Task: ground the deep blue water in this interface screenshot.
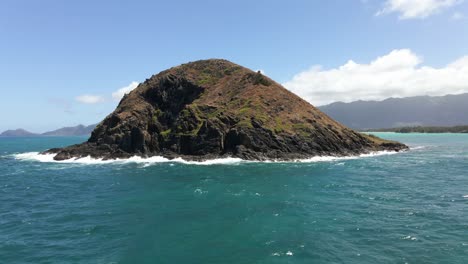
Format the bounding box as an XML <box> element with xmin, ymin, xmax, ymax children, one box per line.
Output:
<box><xmin>1</xmin><ymin>133</ymin><xmax>467</xmax><ymax>264</ymax></box>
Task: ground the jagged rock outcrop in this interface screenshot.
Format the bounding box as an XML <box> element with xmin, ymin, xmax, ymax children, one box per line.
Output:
<box><xmin>45</xmin><ymin>59</ymin><xmax>407</xmax><ymax>161</ymax></box>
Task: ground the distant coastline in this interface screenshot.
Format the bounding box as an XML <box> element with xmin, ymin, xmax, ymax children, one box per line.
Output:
<box><xmin>0</xmin><ymin>124</ymin><xmax>97</xmax><ymax>137</ymax></box>
<box><xmin>364</xmin><ymin>125</ymin><xmax>468</xmax><ymax>133</ymax></box>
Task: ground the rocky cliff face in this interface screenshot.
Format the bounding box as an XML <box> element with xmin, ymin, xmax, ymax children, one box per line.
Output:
<box><xmin>46</xmin><ymin>59</ymin><xmax>407</xmax><ymax>161</ymax></box>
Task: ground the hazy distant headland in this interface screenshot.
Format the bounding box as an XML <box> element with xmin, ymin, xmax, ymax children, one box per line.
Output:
<box><xmin>0</xmin><ymin>124</ymin><xmax>97</xmax><ymax>137</ymax></box>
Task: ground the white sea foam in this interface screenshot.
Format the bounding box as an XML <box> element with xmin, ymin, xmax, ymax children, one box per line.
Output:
<box><xmin>13</xmin><ymin>149</ymin><xmax>405</xmax><ymax>166</ymax></box>
<box><xmin>411</xmin><ymin>146</ymin><xmax>426</xmax><ymax>150</ymax></box>
<box><xmin>13</xmin><ymin>152</ymin><xmax>244</xmax><ymax>165</ymax></box>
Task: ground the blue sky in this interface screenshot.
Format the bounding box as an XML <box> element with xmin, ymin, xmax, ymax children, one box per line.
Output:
<box><xmin>1</xmin><ymin>0</ymin><xmax>468</xmax><ymax>132</ymax></box>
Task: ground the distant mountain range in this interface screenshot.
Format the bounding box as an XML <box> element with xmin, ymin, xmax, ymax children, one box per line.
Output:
<box><xmin>319</xmin><ymin>93</ymin><xmax>468</xmax><ymax>130</ymax></box>
<box><xmin>0</xmin><ymin>124</ymin><xmax>97</xmax><ymax>137</ymax></box>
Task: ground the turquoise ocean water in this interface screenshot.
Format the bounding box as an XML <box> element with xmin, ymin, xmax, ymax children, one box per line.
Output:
<box><xmin>1</xmin><ymin>133</ymin><xmax>467</xmax><ymax>263</ymax></box>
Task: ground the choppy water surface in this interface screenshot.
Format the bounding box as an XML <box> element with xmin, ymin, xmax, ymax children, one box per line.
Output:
<box><xmin>1</xmin><ymin>133</ymin><xmax>467</xmax><ymax>263</ymax></box>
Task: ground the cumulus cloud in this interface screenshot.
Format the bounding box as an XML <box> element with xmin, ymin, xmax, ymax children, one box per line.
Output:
<box><xmin>283</xmin><ymin>49</ymin><xmax>468</xmax><ymax>106</ymax></box>
<box><xmin>75</xmin><ymin>94</ymin><xmax>105</xmax><ymax>104</ymax></box>
<box><xmin>111</xmin><ymin>81</ymin><xmax>139</xmax><ymax>101</ymax></box>
<box><xmin>376</xmin><ymin>0</ymin><xmax>462</xmax><ymax>19</ymax></box>
<box><xmin>74</xmin><ymin>82</ymin><xmax>139</xmax><ymax>105</ymax></box>
<box><xmin>452</xmin><ymin>11</ymin><xmax>465</xmax><ymax>19</ymax></box>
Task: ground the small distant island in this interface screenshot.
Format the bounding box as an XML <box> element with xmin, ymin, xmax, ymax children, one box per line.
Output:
<box><xmin>366</xmin><ymin>125</ymin><xmax>468</xmax><ymax>133</ymax></box>
<box><xmin>0</xmin><ymin>124</ymin><xmax>97</xmax><ymax>137</ymax></box>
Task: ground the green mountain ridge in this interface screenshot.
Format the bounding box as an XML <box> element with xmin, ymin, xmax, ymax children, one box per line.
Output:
<box><xmin>319</xmin><ymin>93</ymin><xmax>468</xmax><ymax>129</ymax></box>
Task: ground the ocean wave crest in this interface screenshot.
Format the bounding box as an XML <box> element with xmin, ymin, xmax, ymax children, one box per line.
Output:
<box><xmin>13</xmin><ymin>152</ymin><xmax>244</xmax><ymax>165</ymax></box>
<box><xmin>12</xmin><ymin>149</ymin><xmax>405</xmax><ymax>166</ymax></box>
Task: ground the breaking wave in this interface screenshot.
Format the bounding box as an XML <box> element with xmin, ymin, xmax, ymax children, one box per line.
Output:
<box><xmin>12</xmin><ymin>149</ymin><xmax>406</xmax><ymax>166</ymax></box>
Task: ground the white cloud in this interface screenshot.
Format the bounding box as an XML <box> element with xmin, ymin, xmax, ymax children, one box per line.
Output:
<box><xmin>75</xmin><ymin>94</ymin><xmax>105</xmax><ymax>104</ymax></box>
<box><xmin>451</xmin><ymin>11</ymin><xmax>465</xmax><ymax>19</ymax></box>
<box><xmin>74</xmin><ymin>82</ymin><xmax>139</xmax><ymax>105</ymax></box>
<box><xmin>112</xmin><ymin>81</ymin><xmax>139</xmax><ymax>101</ymax></box>
<box><xmin>376</xmin><ymin>0</ymin><xmax>462</xmax><ymax>19</ymax></box>
<box><xmin>283</xmin><ymin>49</ymin><xmax>468</xmax><ymax>106</ymax></box>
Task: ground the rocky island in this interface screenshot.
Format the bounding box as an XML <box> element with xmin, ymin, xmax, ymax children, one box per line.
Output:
<box><xmin>45</xmin><ymin>59</ymin><xmax>408</xmax><ymax>161</ymax></box>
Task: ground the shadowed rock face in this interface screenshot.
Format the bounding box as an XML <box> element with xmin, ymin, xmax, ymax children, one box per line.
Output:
<box><xmin>46</xmin><ymin>59</ymin><xmax>407</xmax><ymax>161</ymax></box>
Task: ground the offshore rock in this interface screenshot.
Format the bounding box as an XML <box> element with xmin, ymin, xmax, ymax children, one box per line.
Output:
<box><xmin>45</xmin><ymin>59</ymin><xmax>408</xmax><ymax>161</ymax></box>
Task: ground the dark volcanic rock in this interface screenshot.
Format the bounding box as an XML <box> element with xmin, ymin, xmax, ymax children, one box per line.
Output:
<box><xmin>45</xmin><ymin>59</ymin><xmax>408</xmax><ymax>161</ymax></box>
